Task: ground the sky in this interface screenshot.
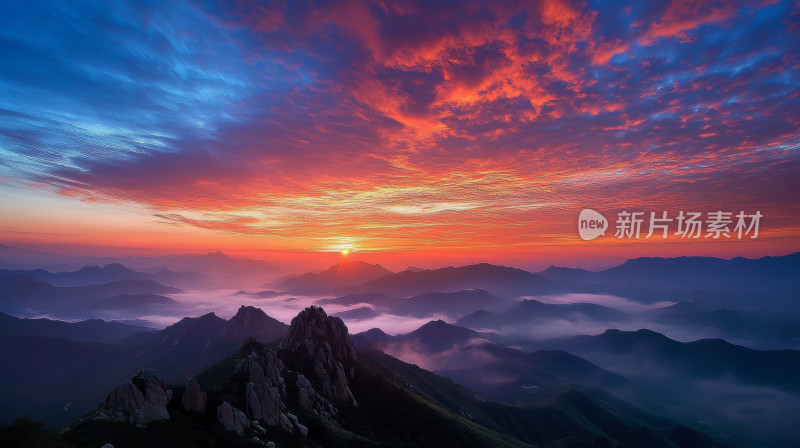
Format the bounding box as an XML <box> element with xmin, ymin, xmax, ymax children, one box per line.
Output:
<box><xmin>1</xmin><ymin>0</ymin><xmax>799</xmax><ymax>269</ymax></box>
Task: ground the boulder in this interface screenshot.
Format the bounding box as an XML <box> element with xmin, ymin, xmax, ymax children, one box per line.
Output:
<box><xmin>129</xmin><ymin>369</ymin><xmax>171</xmax><ymax>426</ymax></box>
<box><xmin>286</xmin><ymin>413</ymin><xmax>308</xmax><ymax>436</ymax></box>
<box><xmin>182</xmin><ymin>377</ymin><xmax>207</xmax><ymax>413</ymax></box>
<box><xmin>218</xmin><ymin>401</ymin><xmax>250</xmax><ymax>435</ymax></box>
<box><xmin>101</xmin><ymin>369</ymin><xmax>171</xmax><ymax>427</ymax></box>
<box><xmin>279</xmin><ymin>413</ymin><xmax>293</xmax><ymax>432</ymax></box>
<box><xmin>246</xmin><ymin>382</ymin><xmax>281</xmax><ymax>426</ymax></box>
<box><xmin>104</xmin><ymin>382</ymin><xmax>144</xmax><ymax>415</ymax></box>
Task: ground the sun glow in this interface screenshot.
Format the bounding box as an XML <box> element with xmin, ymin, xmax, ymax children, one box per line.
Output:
<box><xmin>341</xmin><ymin>248</ymin><xmax>350</xmax><ymax>256</ymax></box>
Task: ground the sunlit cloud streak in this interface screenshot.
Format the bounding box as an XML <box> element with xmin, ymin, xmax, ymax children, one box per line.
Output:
<box><xmin>0</xmin><ymin>0</ymin><xmax>798</xmax><ymax>256</ymax></box>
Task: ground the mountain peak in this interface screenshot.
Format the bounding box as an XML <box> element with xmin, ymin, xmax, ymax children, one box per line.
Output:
<box><xmin>410</xmin><ymin>319</ymin><xmax>480</xmax><ymax>340</ymax></box>
<box><xmin>102</xmin><ymin>262</ymin><xmax>134</xmax><ymax>272</ymax></box>
<box><xmin>282</xmin><ymin>306</ymin><xmax>358</xmax><ymax>404</ymax></box>
<box><xmin>220</xmin><ymin>305</ymin><xmax>288</xmax><ymax>344</ymax></box>
<box><xmin>283</xmin><ymin>306</ymin><xmax>357</xmax><ymax>365</ymax></box>
<box><xmin>277</xmin><ymin>261</ymin><xmax>392</xmax><ymax>292</ymax></box>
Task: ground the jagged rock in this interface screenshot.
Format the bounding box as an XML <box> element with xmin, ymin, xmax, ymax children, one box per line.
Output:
<box><xmin>239</xmin><ymin>348</ymin><xmax>289</xmax><ymax>427</ymax></box>
<box><xmin>283</xmin><ymin>306</ymin><xmax>357</xmax><ymax>367</ymax></box>
<box><xmin>266</xmin><ymin>443</ymin><xmax>276</xmax><ymax>448</ymax></box>
<box><xmin>104</xmin><ymin>382</ymin><xmax>144</xmax><ymax>415</ymax></box>
<box><xmin>297</xmin><ymin>386</ymin><xmax>310</xmax><ymax>410</ymax></box>
<box><xmin>282</xmin><ymin>306</ymin><xmax>358</xmax><ymax>407</ymax></box>
<box><xmin>247</xmin><ymin>382</ymin><xmax>281</xmax><ymax>426</ymax></box>
<box><xmin>279</xmin><ymin>413</ymin><xmax>293</xmax><ymax>432</ymax></box>
<box><xmin>333</xmin><ymin>362</ymin><xmax>355</xmax><ymax>403</ymax></box>
<box><xmin>250</xmin><ymin>360</ymin><xmax>266</xmax><ymax>385</ymax></box>
<box><xmin>286</xmin><ymin>413</ymin><xmax>299</xmax><ymax>426</ymax></box>
<box><xmin>101</xmin><ymin>369</ymin><xmax>171</xmax><ymax>427</ymax></box>
<box><xmin>294</xmin><ymin>367</ymin><xmax>339</xmax><ymax>421</ymax></box>
<box><xmin>129</xmin><ymin>369</ymin><xmax>171</xmax><ymax>426</ymax></box>
<box><xmin>252</xmin><ymin>421</ymin><xmax>267</xmax><ymax>435</ymax></box>
<box><xmin>218</xmin><ymin>401</ymin><xmax>250</xmax><ymax>435</ymax></box>
<box><xmin>182</xmin><ymin>377</ymin><xmax>207</xmax><ymax>413</ymax></box>
<box><xmin>286</xmin><ymin>413</ymin><xmax>308</xmax><ymax>436</ymax></box>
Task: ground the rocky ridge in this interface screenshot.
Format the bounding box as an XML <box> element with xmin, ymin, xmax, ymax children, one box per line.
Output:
<box><xmin>94</xmin><ymin>369</ymin><xmax>172</xmax><ymax>427</ymax></box>
<box><xmin>87</xmin><ymin>306</ymin><xmax>359</xmax><ymax>446</ymax></box>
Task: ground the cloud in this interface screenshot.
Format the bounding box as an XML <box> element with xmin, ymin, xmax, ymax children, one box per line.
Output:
<box><xmin>383</xmin><ymin>337</ymin><xmax>500</xmax><ymax>372</ymax></box>
<box><xmin>1</xmin><ymin>0</ymin><xmax>798</xmax><ymax>253</ymax></box>
<box><xmin>528</xmin><ymin>293</ymin><xmax>674</xmax><ymax>313</ymax></box>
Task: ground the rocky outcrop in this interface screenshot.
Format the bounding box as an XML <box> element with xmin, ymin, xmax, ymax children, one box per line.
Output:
<box><xmin>240</xmin><ymin>349</ymin><xmax>287</xmax><ymax>427</ymax></box>
<box><xmin>247</xmin><ymin>382</ymin><xmax>281</xmax><ymax>426</ymax></box>
<box><xmin>283</xmin><ymin>306</ymin><xmax>358</xmax><ymax>368</ymax></box>
<box><xmin>287</xmin><ymin>412</ymin><xmax>308</xmax><ymax>436</ymax></box>
<box><xmin>98</xmin><ymin>369</ymin><xmax>172</xmax><ymax>427</ymax></box>
<box><xmin>217</xmin><ymin>401</ymin><xmax>250</xmax><ymax>435</ymax></box>
<box><xmin>104</xmin><ymin>382</ymin><xmax>144</xmax><ymax>415</ymax></box>
<box><xmin>182</xmin><ymin>377</ymin><xmax>207</xmax><ymax>413</ymax></box>
<box><xmin>282</xmin><ymin>306</ymin><xmax>358</xmax><ymax>406</ymax></box>
<box><xmin>129</xmin><ymin>369</ymin><xmax>172</xmax><ymax>426</ymax></box>
<box><xmin>295</xmin><ymin>373</ymin><xmax>338</xmax><ymax>421</ymax></box>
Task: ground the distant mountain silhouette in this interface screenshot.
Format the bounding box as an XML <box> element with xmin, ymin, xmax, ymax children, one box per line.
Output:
<box><xmin>526</xmin><ymin>328</ymin><xmax>800</xmax><ymax>445</ymax></box>
<box><xmin>458</xmin><ymin>298</ymin><xmax>628</xmax><ymax>330</ymax></box>
<box><xmin>355</xmin><ymin>320</ymin><xmax>627</xmax><ymax>405</ymax></box>
<box><xmin>401</xmin><ymin>319</ymin><xmax>489</xmax><ymax>351</ymax></box>
<box><xmin>232</xmin><ymin>289</ymin><xmax>281</xmax><ymax>298</ymax></box>
<box><xmin>317</xmin><ymin>292</ymin><xmax>394</xmax><ymax>306</ymax></box>
<box><xmin>536</xmin><ymin>328</ymin><xmax>800</xmax><ymax>394</ymax></box>
<box><xmin>276</xmin><ymin>260</ymin><xmax>392</xmax><ymax>293</ymax></box>
<box><xmin>351</xmin><ymin>327</ymin><xmax>394</xmax><ymax>348</ymax></box>
<box><xmin>332</xmin><ymin>306</ymin><xmax>380</xmax><ymax>320</ymax></box>
<box><xmin>0</xmin><ymin>277</ymin><xmax>181</xmax><ymax>318</ymax></box>
<box><xmin>644</xmin><ymin>301</ymin><xmax>752</xmax><ymax>331</ymax></box>
<box><xmin>320</xmin><ymin>289</ymin><xmax>512</xmax><ymax>319</ymax></box>
<box><xmin>0</xmin><ymin>263</ymin><xmax>201</xmax><ymax>288</ymax></box>
<box><xmin>0</xmin><ymin>312</ymin><xmax>150</xmax><ymax>344</ymax></box>
<box><xmin>537</xmin><ymin>252</ymin><xmax>800</xmax><ymax>308</ymax></box>
<box><xmin>119</xmin><ymin>251</ymin><xmax>273</xmax><ymax>283</ymax></box>
<box><xmin>354</xmin><ymin>263</ymin><xmax>549</xmax><ymax>298</ymax></box>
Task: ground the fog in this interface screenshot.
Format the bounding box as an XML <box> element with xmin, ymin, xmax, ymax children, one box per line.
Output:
<box><xmin>524</xmin><ymin>293</ymin><xmax>674</xmax><ymax>313</ymax></box>
<box><xmin>120</xmin><ymin>289</ymin><xmax>447</xmax><ymax>335</ymax></box>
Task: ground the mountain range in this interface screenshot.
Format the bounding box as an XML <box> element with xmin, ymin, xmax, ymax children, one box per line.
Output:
<box><xmin>0</xmin><ymin>263</ymin><xmax>201</xmax><ymax>288</ymax></box>
<box><xmin>523</xmin><ymin>328</ymin><xmax>800</xmax><ymax>447</ymax></box>
<box><xmin>0</xmin><ymin>306</ymin><xmax>288</xmax><ymax>425</ymax></box>
<box><xmin>45</xmin><ymin>306</ymin><xmax>726</xmax><ymax>448</ymax></box>
<box><xmin>0</xmin><ymin>245</ymin><xmax>278</xmax><ymax>287</ymax></box>
<box><xmin>318</xmin><ymin>288</ymin><xmax>512</xmax><ymax>319</ymax></box>
<box><xmin>275</xmin><ymin>260</ymin><xmax>393</xmax><ymax>293</ymax></box>
<box><xmin>355</xmin><ymin>320</ymin><xmax>628</xmax><ymax>406</ymax></box>
<box><xmin>278</xmin><ymin>252</ymin><xmax>800</xmax><ymax>313</ymax></box>
<box><xmin>0</xmin><ymin>276</ymin><xmax>181</xmax><ymax>319</ymax></box>
<box><xmin>536</xmin><ymin>252</ymin><xmax>800</xmax><ymax>309</ymax></box>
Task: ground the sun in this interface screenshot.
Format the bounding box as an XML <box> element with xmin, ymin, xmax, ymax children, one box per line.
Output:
<box><xmin>341</xmin><ymin>248</ymin><xmax>350</xmax><ymax>256</ymax></box>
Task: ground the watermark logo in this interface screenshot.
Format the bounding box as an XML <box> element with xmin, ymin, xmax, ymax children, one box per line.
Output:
<box><xmin>577</xmin><ymin>209</ymin><xmax>762</xmax><ymax>240</ymax></box>
<box><xmin>578</xmin><ymin>209</ymin><xmax>608</xmax><ymax>241</ymax></box>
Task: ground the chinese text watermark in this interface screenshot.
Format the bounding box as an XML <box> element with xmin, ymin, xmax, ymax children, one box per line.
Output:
<box><xmin>578</xmin><ymin>209</ymin><xmax>762</xmax><ymax>241</ymax></box>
